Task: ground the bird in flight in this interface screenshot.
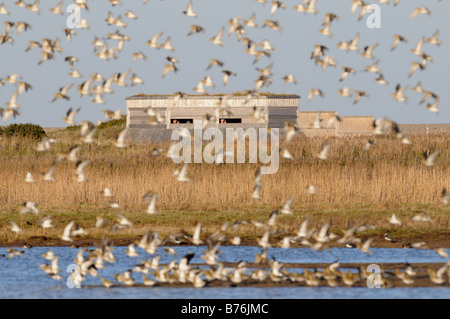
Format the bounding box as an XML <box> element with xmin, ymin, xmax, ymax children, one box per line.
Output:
<box><xmin>183</xmin><ymin>0</ymin><xmax>198</xmax><ymax>18</ymax></box>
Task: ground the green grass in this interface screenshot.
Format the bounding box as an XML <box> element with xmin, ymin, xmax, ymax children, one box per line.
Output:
<box><xmin>0</xmin><ymin>203</ymin><xmax>448</xmax><ymax>246</ymax></box>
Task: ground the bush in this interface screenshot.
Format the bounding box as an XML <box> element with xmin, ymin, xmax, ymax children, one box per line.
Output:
<box><xmin>97</xmin><ymin>117</ymin><xmax>126</xmax><ymax>130</ymax></box>
<box><xmin>63</xmin><ymin>125</ymin><xmax>81</xmax><ymax>132</ymax></box>
<box><xmin>2</xmin><ymin>123</ymin><xmax>46</xmax><ymax>140</ymax></box>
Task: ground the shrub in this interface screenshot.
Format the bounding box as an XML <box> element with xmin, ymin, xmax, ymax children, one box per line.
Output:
<box><xmin>2</xmin><ymin>123</ymin><xmax>46</xmax><ymax>140</ymax></box>
<box><xmin>64</xmin><ymin>125</ymin><xmax>81</xmax><ymax>132</ymax></box>
<box><xmin>97</xmin><ymin>117</ymin><xmax>126</xmax><ymax>130</ymax></box>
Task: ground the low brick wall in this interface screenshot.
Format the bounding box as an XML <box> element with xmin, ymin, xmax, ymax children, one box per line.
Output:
<box><xmin>398</xmin><ymin>124</ymin><xmax>450</xmax><ymax>135</ymax></box>
<box><xmin>337</xmin><ymin>116</ymin><xmax>374</xmax><ymax>135</ymax></box>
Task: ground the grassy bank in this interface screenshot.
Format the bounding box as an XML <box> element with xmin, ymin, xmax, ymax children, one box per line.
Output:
<box><xmin>0</xmin><ymin>122</ymin><xmax>448</xmax><ymax>246</ymax></box>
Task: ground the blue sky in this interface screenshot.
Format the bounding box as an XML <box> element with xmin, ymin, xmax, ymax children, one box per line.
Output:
<box><xmin>0</xmin><ymin>0</ymin><xmax>449</xmax><ymax>127</ymax></box>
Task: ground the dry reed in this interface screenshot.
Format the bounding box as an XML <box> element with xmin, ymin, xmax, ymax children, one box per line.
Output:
<box><xmin>0</xmin><ymin>128</ymin><xmax>448</xmax><ymax>243</ymax></box>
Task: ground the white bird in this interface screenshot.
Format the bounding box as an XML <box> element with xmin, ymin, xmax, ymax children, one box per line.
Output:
<box><xmin>412</xmin><ymin>212</ymin><xmax>433</xmax><ymax>223</ymax></box>
<box><xmin>388</xmin><ymin>213</ymin><xmax>402</xmax><ymax>226</ymax></box>
<box><xmin>281</xmin><ymin>198</ymin><xmax>294</xmax><ymax>215</ymax></box>
<box><xmin>314</xmin><ymin>222</ymin><xmax>331</xmax><ymax>243</ymax></box>
<box><xmin>63</xmin><ymin>107</ymin><xmax>80</xmax><ymax>125</ymax></box>
<box><xmin>36</xmin><ymin>137</ymin><xmax>57</xmax><ymax>152</ymax></box>
<box><xmin>210</xmin><ymin>27</ymin><xmax>225</xmax><ymax>46</ymax></box>
<box><xmin>7</xmin><ymin>248</ymin><xmax>24</xmax><ymax>259</ymax></box>
<box><xmin>75</xmin><ymin>160</ymin><xmax>90</xmax><ymax>183</ymax></box>
<box><xmin>364</xmin><ymin>140</ymin><xmax>377</xmax><ymax>152</ymax></box>
<box><xmin>317</xmin><ymin>141</ymin><xmax>330</xmax><ymax>160</ymax></box>
<box><xmin>267</xmin><ymin>210</ymin><xmax>278</xmax><ymax>227</ymax></box>
<box><xmin>433</xmin><ymin>248</ymin><xmax>448</xmax><ymax>259</ymax></box>
<box><xmin>147</xmin><ymin>31</ymin><xmax>164</xmax><ymax>49</ymax></box>
<box><xmin>282</xmin><ymin>74</ymin><xmax>297</xmax><ymax>85</ymax></box>
<box><xmin>125</xmin><ymin>244</ymin><xmax>139</xmax><ymax>257</ymax></box>
<box><xmin>0</xmin><ymin>3</ymin><xmax>10</xmax><ymax>15</ymax></box>
<box><xmin>116</xmin><ymin>213</ymin><xmax>133</xmax><ymax>227</ymax></box>
<box><xmin>313</xmin><ymin>112</ymin><xmax>322</xmax><ymax>129</ymax></box>
<box><xmin>81</xmin><ymin>125</ymin><xmax>97</xmax><ymax>144</ymax></box>
<box><xmin>114</xmin><ymin>69</ymin><xmax>131</xmax><ymax>87</ymax></box>
<box><xmin>252</xmin><ymin>184</ymin><xmax>262</xmax><ymax>200</ymax></box>
<box><xmin>358</xmin><ymin>238</ymin><xmax>374</xmax><ymax>254</ymax></box>
<box><xmin>61</xmin><ymin>221</ymin><xmax>74</xmax><ymax>242</ymax></box>
<box><xmin>423</xmin><ymin>150</ymin><xmax>440</xmax><ymax>167</ymax></box>
<box><xmin>191</xmin><ymin>222</ymin><xmax>204</xmax><ymax>245</ymax></box>
<box><xmin>52</xmin><ymin>84</ymin><xmax>73</xmax><ymax>102</ymax></box>
<box><xmin>145</xmin><ymin>193</ymin><xmax>158</xmax><ymax>215</ymax></box>
<box><xmin>103</xmin><ymin>187</ymin><xmax>114</xmax><ymax>199</ymax></box>
<box><xmin>441</xmin><ymin>188</ymin><xmax>449</xmax><ymax>205</ymax></box>
<box><xmin>43</xmin><ymin>166</ymin><xmax>55</xmax><ymax>182</ymax></box>
<box><xmin>115</xmin><ymin>128</ymin><xmax>129</xmax><ymax>148</ymax></box>
<box><xmin>183</xmin><ymin>0</ymin><xmax>198</xmax><ymax>18</ymax></box>
<box><xmin>20</xmin><ymin>202</ymin><xmax>39</xmax><ymax>214</ymax></box>
<box><xmin>25</xmin><ymin>172</ymin><xmax>35</xmax><ymax>183</ymax></box>
<box><xmin>49</xmin><ymin>1</ymin><xmax>63</xmax><ymax>15</ymax></box>
<box><xmin>230</xmin><ymin>236</ymin><xmax>241</xmax><ymax>246</ymax></box>
<box><xmin>281</xmin><ymin>147</ymin><xmax>294</xmax><ymax>160</ymax></box>
<box><xmin>10</xmin><ymin>221</ymin><xmax>22</xmax><ymax>234</ymax></box>
<box><xmin>306</xmin><ymin>184</ymin><xmax>318</xmax><ymax>195</ymax></box>
<box><xmin>130</xmin><ymin>74</ymin><xmax>144</xmax><ymax>86</ymax></box>
<box><xmin>42</xmin><ymin>250</ymin><xmax>55</xmax><ymax>260</ymax></box>
<box><xmin>174</xmin><ymin>163</ymin><xmax>189</xmax><ymax>182</ymax></box>
<box><xmin>257</xmin><ymin>229</ymin><xmax>271</xmax><ymax>248</ymax></box>
<box><xmin>297</xmin><ymin>218</ymin><xmax>310</xmax><ymax>238</ymax></box>
<box><xmin>38</xmin><ymin>216</ymin><xmax>54</xmax><ymax>229</ymax></box>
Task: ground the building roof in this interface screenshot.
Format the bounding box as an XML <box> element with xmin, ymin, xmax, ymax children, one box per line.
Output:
<box><xmin>126</xmin><ymin>92</ymin><xmax>301</xmax><ymax>100</ymax></box>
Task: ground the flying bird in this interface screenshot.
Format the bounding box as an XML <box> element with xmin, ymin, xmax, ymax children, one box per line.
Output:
<box><xmin>281</xmin><ymin>198</ymin><xmax>294</xmax><ymax>215</ymax></box>
<box><xmin>317</xmin><ymin>141</ymin><xmax>330</xmax><ymax>160</ymax></box>
<box><xmin>423</xmin><ymin>150</ymin><xmax>440</xmax><ymax>167</ymax></box>
<box><xmin>115</xmin><ymin>128</ymin><xmax>129</xmax><ymax>148</ymax></box>
<box><xmin>210</xmin><ymin>27</ymin><xmax>225</xmax><ymax>46</ymax></box>
<box><xmin>388</xmin><ymin>213</ymin><xmax>402</xmax><ymax>226</ymax></box>
<box><xmin>392</xmin><ymin>84</ymin><xmax>409</xmax><ymax>102</ymax></box>
<box><xmin>391</xmin><ymin>35</ymin><xmax>408</xmax><ymax>51</ymax></box>
<box><xmin>183</xmin><ymin>0</ymin><xmax>198</xmax><ymax>18</ymax></box>
<box><xmin>61</xmin><ymin>221</ymin><xmax>75</xmax><ymax>242</ymax></box>
<box><xmin>52</xmin><ymin>84</ymin><xmax>73</xmax><ymax>102</ymax></box>
<box><xmin>62</xmin><ymin>107</ymin><xmax>80</xmax><ymax>125</ymax></box>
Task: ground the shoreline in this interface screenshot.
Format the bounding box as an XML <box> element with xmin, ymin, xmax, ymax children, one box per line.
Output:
<box><xmin>1</xmin><ymin>236</ymin><xmax>448</xmax><ymax>249</ymax></box>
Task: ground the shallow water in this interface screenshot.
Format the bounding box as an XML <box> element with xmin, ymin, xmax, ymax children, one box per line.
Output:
<box><xmin>0</xmin><ymin>246</ymin><xmax>449</xmax><ymax>299</ymax></box>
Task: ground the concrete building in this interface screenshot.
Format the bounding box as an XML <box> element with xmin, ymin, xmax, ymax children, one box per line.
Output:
<box><xmin>126</xmin><ymin>93</ymin><xmax>375</xmax><ymax>142</ymax></box>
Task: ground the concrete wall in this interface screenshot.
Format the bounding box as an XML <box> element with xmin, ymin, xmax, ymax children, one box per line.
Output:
<box><xmin>338</xmin><ymin>116</ymin><xmax>374</xmax><ymax>135</ymax></box>
<box><xmin>398</xmin><ymin>124</ymin><xmax>450</xmax><ymax>135</ymax></box>
<box><xmin>126</xmin><ymin>94</ymin><xmax>300</xmax><ymax>134</ymax></box>
<box><xmin>126</xmin><ymin>95</ymin><xmax>384</xmax><ymax>142</ymax></box>
<box><xmin>297</xmin><ymin>111</ymin><xmax>338</xmax><ymax>129</ymax></box>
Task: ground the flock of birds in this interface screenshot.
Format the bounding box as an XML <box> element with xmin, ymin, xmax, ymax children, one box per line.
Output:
<box><xmin>0</xmin><ymin>0</ymin><xmax>447</xmax><ymax>123</ymax></box>
<box><xmin>4</xmin><ymin>205</ymin><xmax>450</xmax><ymax>288</ymax></box>
<box><xmin>0</xmin><ymin>0</ymin><xmax>448</xmax><ymax>289</ymax></box>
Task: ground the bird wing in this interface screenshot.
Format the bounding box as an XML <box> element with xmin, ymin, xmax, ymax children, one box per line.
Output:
<box><xmin>63</xmin><ymin>221</ymin><xmax>74</xmax><ymax>238</ymax></box>
<box><xmin>117</xmin><ymin>128</ymin><xmax>129</xmax><ymax>144</ymax></box>
<box><xmin>193</xmin><ymin>223</ymin><xmax>202</xmax><ymax>241</ymax></box>
<box><xmin>282</xmin><ymin>198</ymin><xmax>294</xmax><ymax>211</ymax></box>
<box><xmin>298</xmin><ymin>218</ymin><xmax>309</xmax><ymax>237</ymax></box>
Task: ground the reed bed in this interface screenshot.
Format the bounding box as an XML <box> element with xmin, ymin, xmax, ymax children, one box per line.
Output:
<box><xmin>0</xmin><ymin>130</ymin><xmax>448</xmax><ymax>209</ymax></box>
<box><xmin>0</xmin><ymin>127</ymin><xmax>448</xmax><ymax>244</ymax></box>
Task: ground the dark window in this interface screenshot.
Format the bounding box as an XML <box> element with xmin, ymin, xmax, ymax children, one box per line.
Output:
<box><xmin>171</xmin><ymin>118</ymin><xmax>193</xmax><ymax>124</ymax></box>
<box><xmin>219</xmin><ymin>118</ymin><xmax>242</xmax><ymax>124</ymax></box>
